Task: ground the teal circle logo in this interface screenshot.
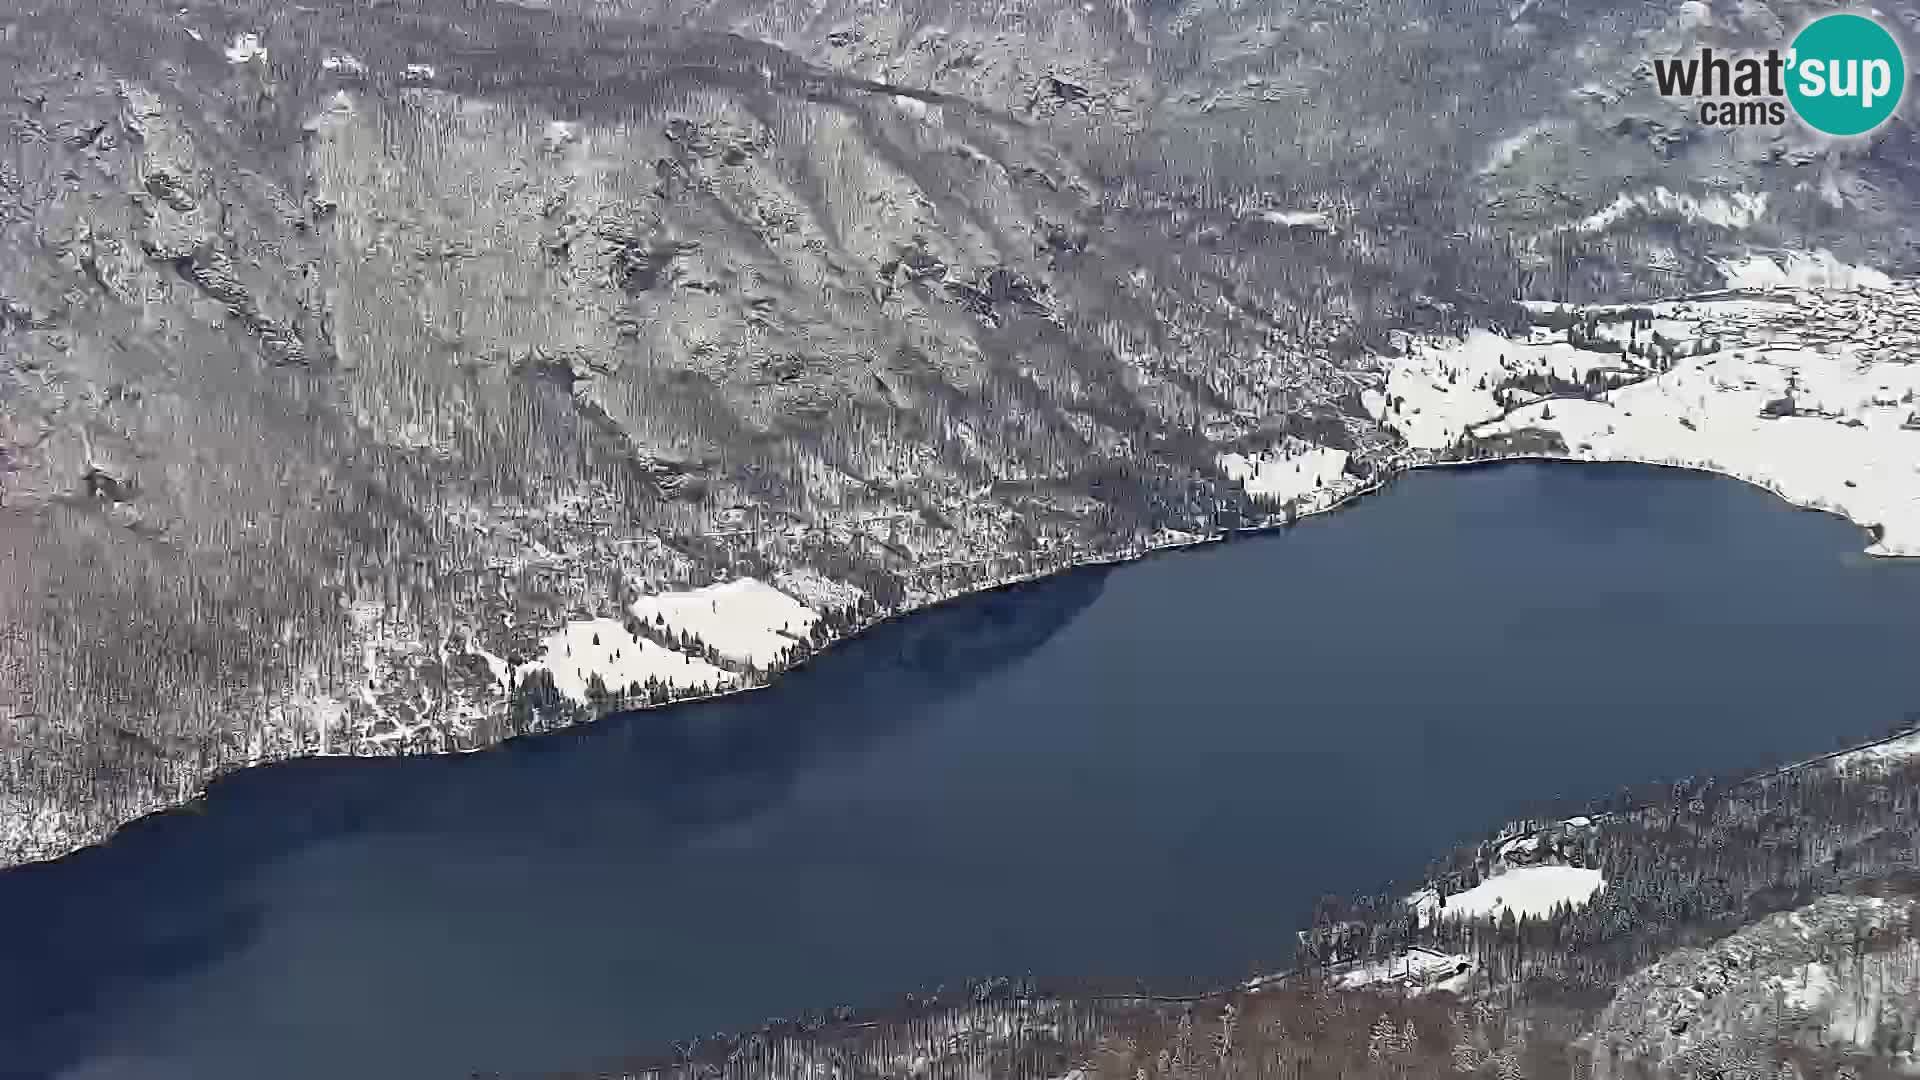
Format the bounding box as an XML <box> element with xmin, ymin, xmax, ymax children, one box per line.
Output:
<box><xmin>1787</xmin><ymin>13</ymin><xmax>1906</xmax><ymax>136</ymax></box>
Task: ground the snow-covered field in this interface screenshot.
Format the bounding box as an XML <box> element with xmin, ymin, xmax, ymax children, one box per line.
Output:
<box><xmin>1377</xmin><ymin>279</ymin><xmax>1920</xmax><ymax>556</ymax></box>
<box><xmin>628</xmin><ymin>577</ymin><xmax>819</xmax><ymax>669</ymax></box>
<box><xmin>1412</xmin><ymin>865</ymin><xmax>1606</xmax><ymax>921</ymax></box>
<box><xmin>495</xmin><ymin>578</ymin><xmax>824</xmax><ymax>706</ymax></box>
<box><xmin>520</xmin><ymin>617</ymin><xmax>732</xmax><ymax>701</ymax></box>
<box><xmin>1368</xmin><ymin>328</ymin><xmax>1600</xmax><ymax>451</ymax></box>
<box><xmin>1218</xmin><ymin>442</ymin><xmax>1351</xmax><ymax>503</ymax></box>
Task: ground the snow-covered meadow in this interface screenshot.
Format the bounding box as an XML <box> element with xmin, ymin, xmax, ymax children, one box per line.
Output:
<box><xmin>1217</xmin><ymin>442</ymin><xmax>1352</xmax><ymax>503</ymax></box>
<box><xmin>1373</xmin><ymin>275</ymin><xmax>1920</xmax><ymax>556</ymax></box>
<box><xmin>1411</xmin><ymin>865</ymin><xmax>1607</xmax><ymax>922</ymax></box>
<box><xmin>503</xmin><ymin>576</ymin><xmax>822</xmax><ymax>706</ymax></box>
<box><xmin>1367</xmin><ymin>327</ymin><xmax>1599</xmax><ymax>451</ymax></box>
<box><xmin>627</xmin><ymin>578</ymin><xmax>819</xmax><ymax>669</ymax></box>
<box><xmin>518</xmin><ymin>617</ymin><xmax>732</xmax><ymax>701</ymax></box>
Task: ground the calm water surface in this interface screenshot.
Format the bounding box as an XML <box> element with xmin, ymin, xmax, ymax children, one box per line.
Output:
<box><xmin>5</xmin><ymin>463</ymin><xmax>1920</xmax><ymax>1079</ymax></box>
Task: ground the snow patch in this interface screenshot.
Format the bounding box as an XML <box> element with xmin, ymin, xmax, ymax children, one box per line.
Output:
<box><xmin>1481</xmin><ymin>121</ymin><xmax>1552</xmax><ymax>173</ymax></box>
<box><xmin>1473</xmin><ymin>299</ymin><xmax>1920</xmax><ymax>555</ymax></box>
<box><xmin>1415</xmin><ymin>865</ymin><xmax>1605</xmax><ymax>921</ymax></box>
<box><xmin>1497</xmin><ymin>834</ymin><xmax>1542</xmax><ymax>860</ymax></box>
<box><xmin>1218</xmin><ymin>443</ymin><xmax>1351</xmax><ymax>502</ymax></box>
<box><xmin>893</xmin><ymin>95</ymin><xmax>940</xmax><ymax>123</ymax></box>
<box><xmin>1576</xmin><ymin>187</ymin><xmax>1767</xmax><ymax>233</ymax></box>
<box><xmin>1719</xmin><ymin>251</ymin><xmax>1894</xmax><ymax>291</ymax></box>
<box><xmin>321</xmin><ymin>51</ymin><xmax>364</xmax><ymax>75</ymax></box>
<box><xmin>1378</xmin><ymin>328</ymin><xmax>1594</xmax><ymax>451</ymax></box>
<box><xmin>264</xmin><ymin>694</ymin><xmax>346</xmax><ymax>757</ymax></box>
<box><xmin>540</xmin><ymin>120</ymin><xmax>578</xmax><ymax>153</ymax></box>
<box><xmin>628</xmin><ymin>578</ymin><xmax>819</xmax><ymax>669</ymax></box>
<box><xmin>1827</xmin><ymin>728</ymin><xmax>1920</xmax><ymax>769</ymax></box>
<box><xmin>521</xmin><ymin>618</ymin><xmax>731</xmax><ymax>703</ymax></box>
<box><xmin>1257</xmin><ymin>209</ymin><xmax>1334</xmax><ymax>230</ymax></box>
<box><xmin>224</xmin><ymin>32</ymin><xmax>267</xmax><ymax>65</ymax></box>
<box><xmin>1361</xmin><ymin>388</ymin><xmax>1388</xmax><ymax>420</ymax></box>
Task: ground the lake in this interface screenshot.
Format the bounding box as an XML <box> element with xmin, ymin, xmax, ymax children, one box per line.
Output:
<box><xmin>5</xmin><ymin>462</ymin><xmax>1920</xmax><ymax>1080</ymax></box>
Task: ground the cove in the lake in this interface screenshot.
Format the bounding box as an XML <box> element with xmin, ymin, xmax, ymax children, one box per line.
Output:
<box><xmin>5</xmin><ymin>462</ymin><xmax>1920</xmax><ymax>1080</ymax></box>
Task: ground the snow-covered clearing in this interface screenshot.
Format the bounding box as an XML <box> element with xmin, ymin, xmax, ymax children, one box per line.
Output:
<box><xmin>1218</xmin><ymin>442</ymin><xmax>1351</xmax><ymax>502</ymax></box>
<box><xmin>1413</xmin><ymin>865</ymin><xmax>1605</xmax><ymax>921</ymax></box>
<box><xmin>1371</xmin><ymin>328</ymin><xmax>1596</xmax><ymax>450</ymax></box>
<box><xmin>628</xmin><ymin>577</ymin><xmax>819</xmax><ymax>668</ymax></box>
<box><xmin>520</xmin><ymin>618</ymin><xmax>732</xmax><ymax>702</ymax></box>
<box><xmin>1254</xmin><ymin>209</ymin><xmax>1334</xmax><ymax>230</ymax></box>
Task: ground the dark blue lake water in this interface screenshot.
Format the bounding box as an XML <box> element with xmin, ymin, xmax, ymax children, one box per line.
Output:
<box><xmin>5</xmin><ymin>463</ymin><xmax>1920</xmax><ymax>1080</ymax></box>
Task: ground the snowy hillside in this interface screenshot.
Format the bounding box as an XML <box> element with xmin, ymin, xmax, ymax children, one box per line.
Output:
<box><xmin>1590</xmin><ymin>895</ymin><xmax>1920</xmax><ymax>1078</ymax></box>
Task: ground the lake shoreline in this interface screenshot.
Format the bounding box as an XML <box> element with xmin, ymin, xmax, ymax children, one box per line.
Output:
<box><xmin>0</xmin><ymin>451</ymin><xmax>1903</xmax><ymax>877</ymax></box>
